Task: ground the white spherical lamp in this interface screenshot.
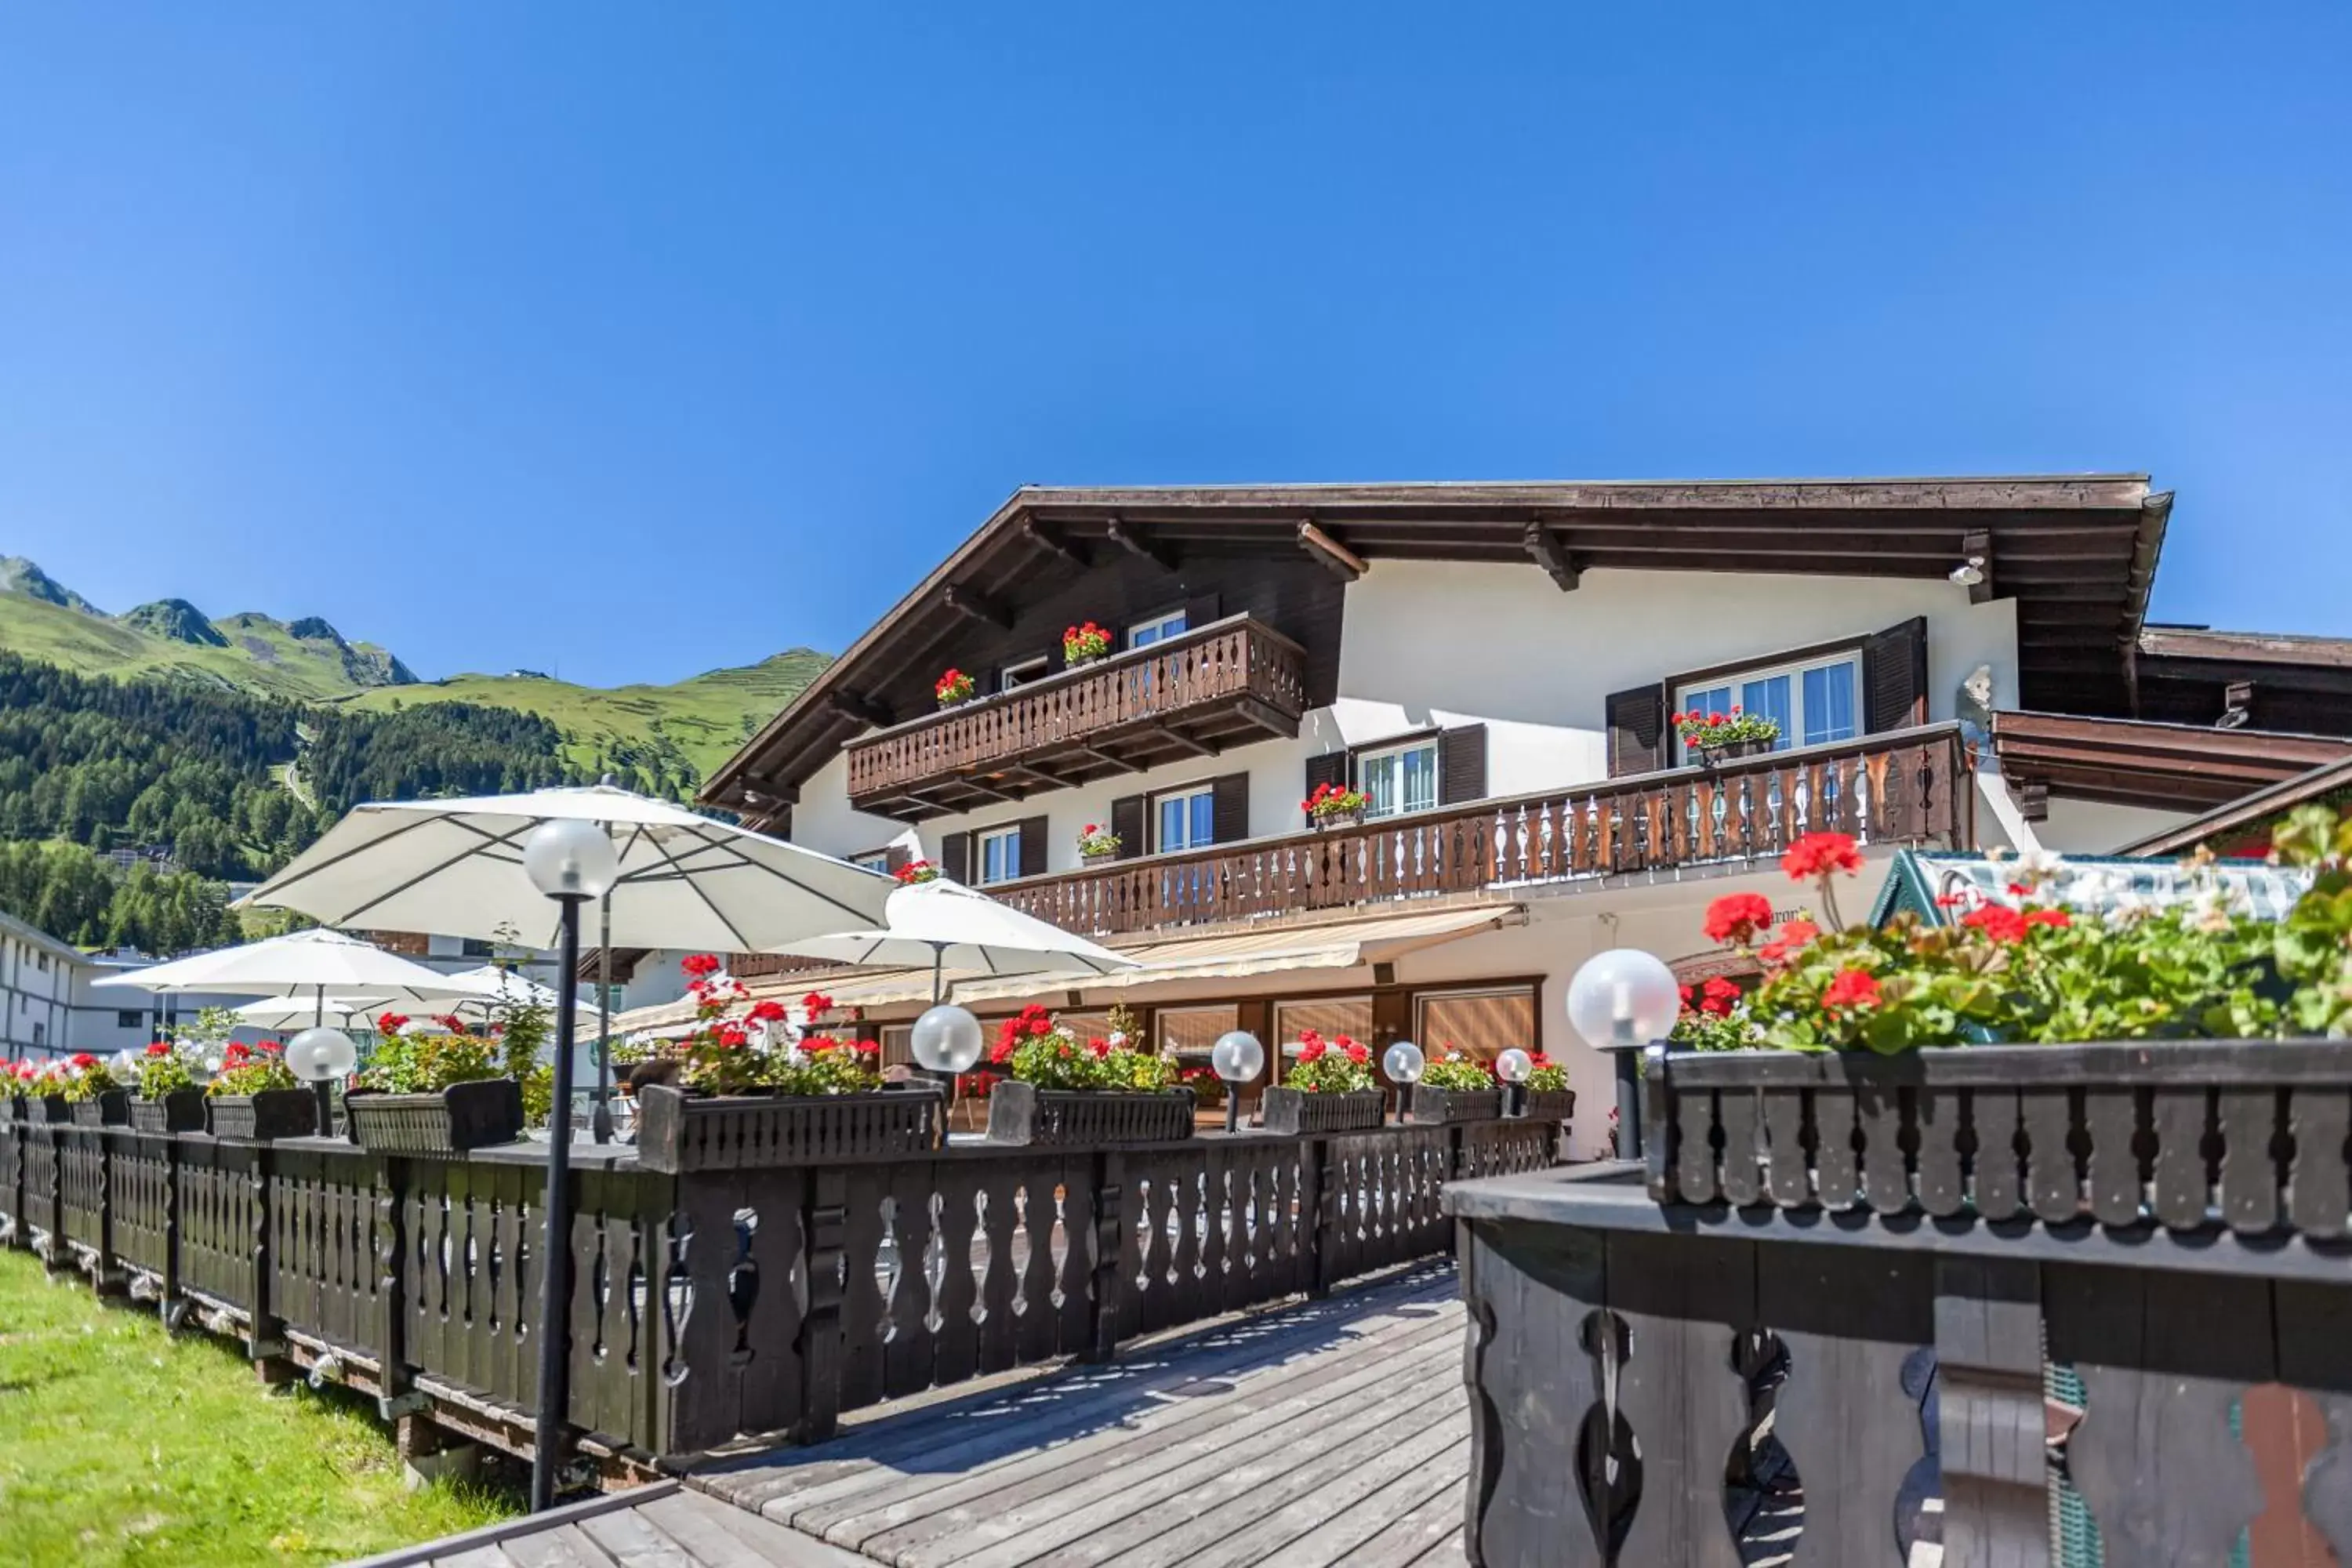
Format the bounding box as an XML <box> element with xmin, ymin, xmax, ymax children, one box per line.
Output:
<box><xmin>1381</xmin><ymin>1040</ymin><xmax>1425</xmax><ymax>1083</ymax></box>
<box><xmin>1210</xmin><ymin>1030</ymin><xmax>1264</xmax><ymax>1084</ymax></box>
<box><xmin>522</xmin><ymin>817</ymin><xmax>621</xmax><ymax>902</ymax></box>
<box><xmin>285</xmin><ymin>1026</ymin><xmax>358</xmax><ymax>1083</ymax></box>
<box><xmin>1494</xmin><ymin>1047</ymin><xmax>1534</xmax><ymax>1085</ymax></box>
<box><xmin>1566</xmin><ymin>948</ymin><xmax>1680</xmax><ymax>1051</ymax></box>
<box><xmin>910</xmin><ymin>1004</ymin><xmax>984</xmax><ymax>1075</ymax></box>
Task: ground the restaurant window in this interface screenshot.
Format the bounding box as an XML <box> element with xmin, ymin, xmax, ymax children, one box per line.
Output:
<box><xmin>1358</xmin><ymin>739</ymin><xmax>1439</xmax><ymax>820</ymax></box>
<box><xmin>116</xmin><ymin>1009</ymin><xmax>143</xmax><ymax>1029</ymax></box>
<box><xmin>1154</xmin><ymin>784</ymin><xmax>1215</xmax><ymax>853</ymax></box>
<box><xmin>1157</xmin><ymin>1004</ymin><xmax>1237</xmax><ymax>1061</ymax></box>
<box><xmin>1000</xmin><ymin>655</ymin><xmax>1049</xmax><ymax>691</ymax></box>
<box><xmin>1675</xmin><ymin>651</ymin><xmax>1860</xmax><ymax>760</ymax></box>
<box><xmin>1129</xmin><ymin>610</ymin><xmax>1188</xmax><ymax>649</ymax></box>
<box><xmin>1415</xmin><ymin>987</ymin><xmax>1539</xmax><ymax>1065</ymax></box>
<box><xmin>1273</xmin><ymin>996</ymin><xmax>1375</xmax><ymax>1080</ymax></box>
<box><xmin>978</xmin><ymin>825</ymin><xmax>1022</xmax><ymax>886</ymax></box>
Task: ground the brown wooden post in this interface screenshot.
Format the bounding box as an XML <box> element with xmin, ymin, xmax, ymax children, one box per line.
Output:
<box><xmin>1307</xmin><ymin>1134</ymin><xmax>1340</xmax><ymax>1298</ymax></box>
<box><xmin>157</xmin><ymin>1128</ymin><xmax>183</xmax><ymax>1320</ymax></box>
<box><xmin>1933</xmin><ymin>1256</ymin><xmax>2049</xmax><ymax>1566</ymax></box>
<box><xmin>373</xmin><ymin>1155</ymin><xmax>420</xmax><ymax>1418</ymax></box>
<box><xmin>247</xmin><ymin>1142</ymin><xmax>289</xmax><ymax>1374</ymax></box>
<box><xmin>41</xmin><ymin>1126</ymin><xmax>67</xmax><ymax>1276</ymax></box>
<box><xmin>2</xmin><ymin>1117</ymin><xmax>20</xmax><ymax>1253</ymax></box>
<box><xmin>793</xmin><ymin>1166</ymin><xmax>848</xmax><ymax>1443</ymax></box>
<box><xmin>1083</xmin><ymin>1149</ymin><xmax>1127</xmax><ymax>1362</ymax></box>
<box><xmin>93</xmin><ymin>1128</ymin><xmax>125</xmax><ymax>1296</ymax></box>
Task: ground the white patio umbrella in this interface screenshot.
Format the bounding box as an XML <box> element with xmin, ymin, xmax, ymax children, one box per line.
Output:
<box><xmin>230</xmin><ymin>782</ymin><xmax>896</xmax><ymax>1513</ymax></box>
<box><xmin>93</xmin><ymin>927</ymin><xmax>497</xmax><ymax>1024</ymax></box>
<box><xmin>228</xmin><ymin>995</ymin><xmax>386</xmax><ymax>1034</ymax></box>
<box><xmin>236</xmin><ymin>784</ymin><xmax>891</xmax><ymax>951</ymax></box>
<box><xmin>426</xmin><ymin>964</ymin><xmax>589</xmax><ymax>1016</ymax></box>
<box><xmin>771</xmin><ymin>877</ymin><xmax>1140</xmax><ymax>1004</ymax></box>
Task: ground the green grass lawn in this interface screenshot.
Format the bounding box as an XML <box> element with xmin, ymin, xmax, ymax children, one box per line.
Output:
<box><xmin>0</xmin><ymin>1250</ymin><xmax>520</xmax><ymax>1566</ymax></box>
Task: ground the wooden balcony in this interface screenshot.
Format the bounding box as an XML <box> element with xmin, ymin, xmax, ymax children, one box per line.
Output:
<box><xmin>993</xmin><ymin>724</ymin><xmax>1973</xmax><ymax>937</ymax></box>
<box><xmin>846</xmin><ymin>615</ymin><xmax>1308</xmax><ymax>820</ymax></box>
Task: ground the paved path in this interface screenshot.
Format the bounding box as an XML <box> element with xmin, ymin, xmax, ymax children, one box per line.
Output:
<box><xmin>362</xmin><ymin>1266</ymin><xmax>1472</xmax><ymax>1567</ymax></box>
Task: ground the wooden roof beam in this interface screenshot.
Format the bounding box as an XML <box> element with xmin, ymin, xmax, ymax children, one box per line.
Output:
<box><xmin>1298</xmin><ymin>520</ymin><xmax>1366</xmax><ymax>582</ymax></box>
<box><xmin>826</xmin><ymin>690</ymin><xmax>894</xmax><ymax>728</ymax></box>
<box><xmin>944</xmin><ymin>583</ymin><xmax>1014</xmax><ymax>631</ymax></box>
<box><xmin>1021</xmin><ymin>519</ymin><xmax>1091</xmax><ymax>568</ymax></box>
<box><xmin>1523</xmin><ymin>521</ymin><xmax>1581</xmax><ymax>592</ymax></box>
<box><xmin>1105</xmin><ymin>515</ymin><xmax>1181</xmax><ymax>572</ymax></box>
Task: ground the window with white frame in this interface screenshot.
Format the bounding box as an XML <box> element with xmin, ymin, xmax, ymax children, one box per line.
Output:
<box><xmin>1358</xmin><ymin>739</ymin><xmax>1439</xmax><ymax>819</ymax></box>
<box><xmin>1154</xmin><ymin>784</ymin><xmax>1216</xmax><ymax>853</ymax></box>
<box><xmin>1674</xmin><ymin>650</ymin><xmax>1860</xmax><ymax>760</ymax></box>
<box><xmin>848</xmin><ymin>849</ymin><xmax>892</xmax><ymax>874</ymax></box>
<box><xmin>978</xmin><ymin>825</ymin><xmax>1023</xmax><ymax>886</ymax></box>
<box><xmin>1128</xmin><ymin>610</ymin><xmax>1187</xmax><ymax>649</ymax></box>
<box><xmin>1000</xmin><ymin>655</ymin><xmax>1048</xmax><ymax>690</ymax></box>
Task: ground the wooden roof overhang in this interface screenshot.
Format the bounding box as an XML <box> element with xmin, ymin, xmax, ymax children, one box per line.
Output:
<box><xmin>2117</xmin><ymin>754</ymin><xmax>2352</xmax><ymax>858</ymax></box>
<box><xmin>1991</xmin><ymin>710</ymin><xmax>2352</xmax><ymax>815</ymax></box>
<box><xmin>706</xmin><ymin>476</ymin><xmax>2164</xmax><ymax>826</ymax></box>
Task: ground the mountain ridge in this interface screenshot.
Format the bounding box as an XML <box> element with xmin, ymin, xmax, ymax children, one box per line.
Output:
<box><xmin>0</xmin><ymin>556</ymin><xmax>829</xmax><ymax>786</ymax></box>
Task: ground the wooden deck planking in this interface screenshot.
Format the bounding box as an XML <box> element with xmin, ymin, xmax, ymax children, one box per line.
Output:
<box><xmin>691</xmin><ymin>1265</ymin><xmax>1472</xmax><ymax>1568</ymax></box>
<box><xmin>371</xmin><ymin>1268</ymin><xmax>1472</xmax><ymax>1568</ymax></box>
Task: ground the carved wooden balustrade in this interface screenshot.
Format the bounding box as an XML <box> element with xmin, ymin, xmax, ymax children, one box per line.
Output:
<box><xmin>0</xmin><ymin>1104</ymin><xmax>1555</xmax><ymax>1479</ymax></box>
<box><xmin>997</xmin><ymin>723</ymin><xmax>1973</xmax><ymax>938</ymax></box>
<box><xmin>845</xmin><ymin>615</ymin><xmax>1309</xmax><ymax>815</ymax></box>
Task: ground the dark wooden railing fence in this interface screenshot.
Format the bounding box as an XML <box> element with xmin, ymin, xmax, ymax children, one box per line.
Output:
<box><xmin>846</xmin><ymin>615</ymin><xmax>1309</xmax><ymax>806</ymax></box>
<box><xmin>996</xmin><ymin>724</ymin><xmax>1973</xmax><ymax>938</ymax></box>
<box><xmin>0</xmin><ymin>1109</ymin><xmax>1555</xmax><ymax>1478</ymax></box>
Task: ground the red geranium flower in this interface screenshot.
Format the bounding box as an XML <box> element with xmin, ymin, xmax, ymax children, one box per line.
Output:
<box><xmin>2024</xmin><ymin>908</ymin><xmax>2071</xmax><ymax>930</ymax></box>
<box><xmin>716</xmin><ymin>1024</ymin><xmax>749</xmax><ymax>1049</ymax></box>
<box><xmin>1782</xmin><ymin>832</ymin><xmax>1864</xmax><ymax>881</ymax></box>
<box><xmin>1822</xmin><ymin>968</ymin><xmax>1882</xmax><ymax>1011</ymax></box>
<box><xmin>1700</xmin><ymin>977</ymin><xmax>1741</xmax><ymax>1016</ymax></box>
<box><xmin>144</xmin><ymin>1041</ymin><xmax>169</xmax><ymax>1057</ymax></box>
<box><xmin>1703</xmin><ymin>892</ymin><xmax>1774</xmax><ymax>946</ymax></box>
<box><xmin>681</xmin><ymin>953</ymin><xmax>722</xmax><ymax>979</ymax></box>
<box><xmin>855</xmin><ymin>1040</ymin><xmax>880</xmax><ymax>1056</ymax></box>
<box><xmin>1962</xmin><ymin>905</ymin><xmax>2029</xmax><ymax>944</ymax></box>
<box><xmin>746</xmin><ymin>999</ymin><xmax>787</xmax><ymax>1024</ymax></box>
<box><xmin>1341</xmin><ymin>1038</ymin><xmax>1370</xmax><ymax>1065</ymax></box>
<box><xmin>989</xmin><ymin>1038</ymin><xmax>1016</xmax><ymax>1065</ymax></box>
<box><xmin>1088</xmin><ymin>1037</ymin><xmax>1111</xmax><ymax>1058</ymax></box>
<box><xmin>71</xmin><ymin>1053</ymin><xmax>97</xmax><ymax>1069</ymax></box>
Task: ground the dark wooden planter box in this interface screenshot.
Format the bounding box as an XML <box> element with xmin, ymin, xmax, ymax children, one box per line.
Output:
<box><xmin>67</xmin><ymin>1091</ymin><xmax>129</xmax><ymax>1127</ymax></box>
<box><xmin>1514</xmin><ymin>1087</ymin><xmax>1577</xmax><ymax>1124</ymax></box>
<box><xmin>31</xmin><ymin>1094</ymin><xmax>70</xmax><ymax>1124</ymax></box>
<box><xmin>1308</xmin><ymin>809</ymin><xmax>1364</xmax><ymax>831</ymax></box>
<box><xmin>986</xmin><ymin>1080</ymin><xmax>1196</xmax><ymax>1145</ymax></box>
<box><xmin>1408</xmin><ymin>1086</ymin><xmax>1503</xmax><ymax>1124</ymax></box>
<box><xmin>1691</xmin><ymin>738</ymin><xmax>1773</xmax><ymax>765</ymax></box>
<box><xmin>634</xmin><ymin>1083</ymin><xmax>942</xmax><ymax>1174</ymax></box>
<box><xmin>347</xmin><ymin>1079</ymin><xmax>523</xmax><ymax>1154</ymax></box>
<box><xmin>130</xmin><ymin>1089</ymin><xmax>206</xmax><ymax>1133</ymax></box>
<box><xmin>1260</xmin><ymin>1087</ymin><xmax>1385</xmax><ymax>1134</ymax></box>
<box><xmin>206</xmin><ymin>1089</ymin><xmax>318</xmax><ymax>1141</ymax></box>
<box><xmin>1649</xmin><ymin>1039</ymin><xmax>2352</xmax><ymax>1240</ymax></box>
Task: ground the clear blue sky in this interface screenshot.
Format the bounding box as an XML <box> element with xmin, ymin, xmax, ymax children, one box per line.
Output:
<box><xmin>3</xmin><ymin>5</ymin><xmax>2347</xmax><ymax>687</ymax></box>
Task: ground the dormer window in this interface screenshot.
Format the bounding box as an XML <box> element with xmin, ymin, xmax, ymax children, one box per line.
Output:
<box><xmin>1673</xmin><ymin>651</ymin><xmax>1860</xmax><ymax>762</ymax></box>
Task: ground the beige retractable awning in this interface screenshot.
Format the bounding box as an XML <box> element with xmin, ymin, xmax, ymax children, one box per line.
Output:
<box><xmin>615</xmin><ymin>903</ymin><xmax>1523</xmax><ymax>1035</ymax></box>
<box><xmin>946</xmin><ymin>904</ymin><xmax>1523</xmax><ymax>1004</ymax></box>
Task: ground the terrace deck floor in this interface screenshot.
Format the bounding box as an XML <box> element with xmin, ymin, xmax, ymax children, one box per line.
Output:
<box><xmin>379</xmin><ymin>1266</ymin><xmax>1473</xmax><ymax>1568</ymax></box>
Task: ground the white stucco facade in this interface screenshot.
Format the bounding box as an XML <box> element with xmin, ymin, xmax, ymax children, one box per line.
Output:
<box><xmin>782</xmin><ymin>562</ymin><xmax>2026</xmax><ymax>881</ymax></box>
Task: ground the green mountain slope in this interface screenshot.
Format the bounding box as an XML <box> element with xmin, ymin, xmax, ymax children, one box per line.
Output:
<box><xmin>343</xmin><ymin>649</ymin><xmax>829</xmax><ymax>784</ymax></box>
<box><xmin>0</xmin><ymin>559</ymin><xmax>828</xmax><ymax>792</ymax></box>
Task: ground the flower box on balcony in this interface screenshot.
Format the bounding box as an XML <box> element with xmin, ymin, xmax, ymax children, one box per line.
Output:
<box><xmin>1646</xmin><ymin>1040</ymin><xmax>2352</xmax><ymax>1240</ymax></box>
<box><xmin>67</xmin><ymin>1091</ymin><xmax>130</xmax><ymax>1127</ymax></box>
<box><xmin>206</xmin><ymin>1090</ymin><xmax>318</xmax><ymax>1142</ymax></box>
<box><xmin>1260</xmin><ymin>1087</ymin><xmax>1385</xmax><ymax>1135</ymax></box>
<box><xmin>29</xmin><ymin>1094</ymin><xmax>69</xmax><ymax>1124</ymax></box>
<box><xmin>986</xmin><ymin>1080</ymin><xmax>1196</xmax><ymax>1145</ymax></box>
<box><xmin>1515</xmin><ymin>1087</ymin><xmax>1577</xmax><ymax>1125</ymax></box>
<box><xmin>130</xmin><ymin>1090</ymin><xmax>206</xmax><ymax>1134</ymax></box>
<box><xmin>1407</xmin><ymin>1087</ymin><xmax>1504</xmax><ymax>1125</ymax></box>
<box><xmin>633</xmin><ymin>1082</ymin><xmax>942</xmax><ymax>1174</ymax></box>
<box><xmin>346</xmin><ymin>1079</ymin><xmax>523</xmax><ymax>1155</ymax></box>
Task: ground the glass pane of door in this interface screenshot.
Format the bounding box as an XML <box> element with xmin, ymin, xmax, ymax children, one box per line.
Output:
<box><xmin>1360</xmin><ymin>753</ymin><xmax>1398</xmax><ymax>818</ymax></box>
<box><xmin>1401</xmin><ymin>745</ymin><xmax>1438</xmax><ymax>813</ymax></box>
<box><xmin>1803</xmin><ymin>662</ymin><xmax>1858</xmax><ymax>745</ymax></box>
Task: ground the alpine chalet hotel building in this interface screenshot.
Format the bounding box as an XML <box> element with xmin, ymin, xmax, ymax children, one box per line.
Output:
<box><xmin>616</xmin><ymin>477</ymin><xmax>2352</xmax><ymax>1157</ymax></box>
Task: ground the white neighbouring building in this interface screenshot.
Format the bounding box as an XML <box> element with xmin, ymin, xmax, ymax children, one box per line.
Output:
<box><xmin>603</xmin><ymin>477</ymin><xmax>2350</xmax><ymax>1159</ymax></box>
<box><xmin>1</xmin><ymin>909</ymin><xmax>82</xmax><ymax>1061</ymax></box>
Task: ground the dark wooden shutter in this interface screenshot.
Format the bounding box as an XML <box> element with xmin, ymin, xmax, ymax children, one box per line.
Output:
<box><xmin>1210</xmin><ymin>773</ymin><xmax>1250</xmax><ymax>844</ymax></box>
<box><xmin>1183</xmin><ymin>593</ymin><xmax>1222</xmax><ymax>631</ymax></box>
<box><xmin>1862</xmin><ymin>617</ymin><xmax>1930</xmax><ymax>733</ymax></box>
<box><xmin>1606</xmin><ymin>684</ymin><xmax>1668</xmax><ymax>776</ymax></box>
<box><xmin>1016</xmin><ymin>815</ymin><xmax>1049</xmax><ymax>878</ymax></box>
<box><xmin>1109</xmin><ymin>794</ymin><xmax>1145</xmax><ymax>860</ymax></box>
<box><xmin>1302</xmin><ymin>752</ymin><xmax>1348</xmax><ymax>824</ymax></box>
<box><xmin>938</xmin><ymin>831</ymin><xmax>972</xmax><ymax>885</ymax></box>
<box><xmin>1437</xmin><ymin>725</ymin><xmax>1487</xmax><ymax>804</ymax></box>
<box><xmin>884</xmin><ymin>844</ymin><xmax>911</xmax><ymax>874</ymax></box>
